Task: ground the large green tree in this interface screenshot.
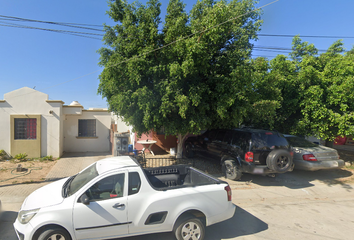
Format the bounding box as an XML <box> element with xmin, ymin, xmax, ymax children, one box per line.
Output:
<box><xmin>251</xmin><ymin>36</ymin><xmax>354</xmax><ymax>144</ymax></box>
<box><xmin>98</xmin><ymin>0</ymin><xmax>262</xmax><ymax>157</ymax></box>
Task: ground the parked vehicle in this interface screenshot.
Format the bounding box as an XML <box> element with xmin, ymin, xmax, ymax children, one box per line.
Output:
<box><xmin>284</xmin><ymin>135</ymin><xmax>345</xmax><ymax>171</ymax></box>
<box><xmin>13</xmin><ymin>156</ymin><xmax>235</xmax><ymax>240</ymax></box>
<box><xmin>184</xmin><ymin>128</ymin><xmax>294</xmax><ymax>180</ymax></box>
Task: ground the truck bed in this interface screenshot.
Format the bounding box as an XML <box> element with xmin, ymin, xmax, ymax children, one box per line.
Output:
<box><xmin>143</xmin><ymin>164</ymin><xmax>223</xmax><ymax>189</ymax></box>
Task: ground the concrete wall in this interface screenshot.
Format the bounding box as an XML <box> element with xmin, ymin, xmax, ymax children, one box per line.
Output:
<box><xmin>0</xmin><ymin>87</ymin><xmax>63</xmax><ymax>158</ymax></box>
<box><xmin>63</xmin><ymin>110</ymin><xmax>111</xmax><ymax>153</ymax></box>
<box><xmin>134</xmin><ymin>131</ymin><xmax>177</xmax><ymax>153</ymax></box>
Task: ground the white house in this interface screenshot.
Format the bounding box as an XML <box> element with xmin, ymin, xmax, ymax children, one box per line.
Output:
<box><xmin>0</xmin><ymin>87</ymin><xmax>116</xmax><ymax>158</ymax></box>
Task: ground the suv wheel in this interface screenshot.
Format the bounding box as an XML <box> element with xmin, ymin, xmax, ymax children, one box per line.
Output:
<box><xmin>222</xmin><ymin>160</ymin><xmax>242</xmax><ymax>180</ymax></box>
<box><xmin>266</xmin><ymin>149</ymin><xmax>292</xmax><ymax>173</ymax></box>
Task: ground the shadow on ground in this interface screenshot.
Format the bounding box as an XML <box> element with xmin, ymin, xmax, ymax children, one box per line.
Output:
<box><xmin>189</xmin><ymin>156</ymin><xmax>354</xmax><ymax>190</ymax></box>
<box><xmin>232</xmin><ymin>168</ymin><xmax>353</xmax><ymax>191</ymax></box>
<box><xmin>0</xmin><ymin>211</ymin><xmax>18</xmax><ymax>240</ymax></box>
<box><xmin>115</xmin><ymin>206</ymin><xmax>267</xmax><ymax>240</ymax></box>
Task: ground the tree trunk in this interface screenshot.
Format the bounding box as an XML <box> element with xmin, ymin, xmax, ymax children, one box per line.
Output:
<box><xmin>176</xmin><ymin>133</ymin><xmax>188</xmax><ymax>159</ymax></box>
<box><xmin>325</xmin><ymin>140</ymin><xmax>334</xmax><ymax>148</ymax></box>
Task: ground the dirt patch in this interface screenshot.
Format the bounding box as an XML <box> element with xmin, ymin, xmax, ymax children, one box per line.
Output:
<box><xmin>0</xmin><ymin>159</ymin><xmax>57</xmax><ymax>186</ymax></box>
<box><xmin>334</xmin><ymin>149</ymin><xmax>354</xmax><ymax>183</ymax></box>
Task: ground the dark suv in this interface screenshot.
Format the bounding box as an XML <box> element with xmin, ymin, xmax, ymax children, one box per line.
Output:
<box><xmin>184</xmin><ymin>128</ymin><xmax>294</xmax><ymax>180</ymax></box>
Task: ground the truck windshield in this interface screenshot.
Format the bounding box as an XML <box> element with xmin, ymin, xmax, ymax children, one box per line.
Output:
<box><xmin>67</xmin><ymin>163</ymin><xmax>98</xmax><ymax>196</ymax></box>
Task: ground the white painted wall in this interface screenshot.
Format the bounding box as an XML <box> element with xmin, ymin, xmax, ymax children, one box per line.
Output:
<box><xmin>0</xmin><ymin>87</ymin><xmax>62</xmax><ymax>158</ymax></box>
<box><xmin>111</xmin><ymin>113</ymin><xmax>134</xmax><ymax>148</ymax></box>
<box><xmin>63</xmin><ymin>110</ymin><xmax>111</xmax><ymax>152</ymax></box>
<box><xmin>111</xmin><ymin>113</ymin><xmax>130</xmax><ymax>133</ymax></box>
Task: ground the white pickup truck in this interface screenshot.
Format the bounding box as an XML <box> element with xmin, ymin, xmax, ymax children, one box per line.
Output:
<box><xmin>14</xmin><ymin>156</ymin><xmax>235</xmax><ymax>240</ymax></box>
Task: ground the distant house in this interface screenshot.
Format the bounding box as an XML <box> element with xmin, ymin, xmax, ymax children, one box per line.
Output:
<box><xmin>0</xmin><ymin>87</ymin><xmax>114</xmax><ymax>158</ymax></box>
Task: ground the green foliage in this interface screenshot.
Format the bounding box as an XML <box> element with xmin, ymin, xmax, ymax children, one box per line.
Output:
<box><xmin>98</xmin><ymin>0</ymin><xmax>262</xmax><ymax>139</ymax></box>
<box><xmin>41</xmin><ymin>155</ymin><xmax>53</xmax><ymax>161</ymax></box>
<box><xmin>14</xmin><ymin>153</ymin><xmax>28</xmax><ymax>160</ymax></box>
<box><xmin>0</xmin><ymin>149</ymin><xmax>5</xmax><ymax>156</ymax></box>
<box><xmin>252</xmin><ymin>36</ymin><xmax>354</xmax><ymax>141</ymax></box>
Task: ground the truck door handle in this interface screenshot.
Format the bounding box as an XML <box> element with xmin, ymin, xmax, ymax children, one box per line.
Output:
<box><xmin>113</xmin><ymin>203</ymin><xmax>125</xmax><ymax>208</ymax></box>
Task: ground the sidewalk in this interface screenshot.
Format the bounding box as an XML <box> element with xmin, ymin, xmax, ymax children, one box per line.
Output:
<box><xmin>45</xmin><ymin>152</ymin><xmax>112</xmax><ymax>180</ymax></box>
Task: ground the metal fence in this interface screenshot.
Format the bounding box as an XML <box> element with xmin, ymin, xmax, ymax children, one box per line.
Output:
<box><xmin>133</xmin><ymin>153</ymin><xmax>196</xmax><ymax>168</ymax></box>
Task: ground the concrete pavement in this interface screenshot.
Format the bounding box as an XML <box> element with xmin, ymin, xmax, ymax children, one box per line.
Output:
<box><xmin>1</xmin><ymin>152</ymin><xmax>354</xmax><ymax>240</ymax></box>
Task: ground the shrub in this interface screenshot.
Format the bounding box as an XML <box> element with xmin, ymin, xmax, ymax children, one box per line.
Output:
<box><xmin>14</xmin><ymin>153</ymin><xmax>28</xmax><ymax>160</ymax></box>
<box><xmin>0</xmin><ymin>149</ymin><xmax>7</xmax><ymax>160</ymax></box>
<box><xmin>41</xmin><ymin>155</ymin><xmax>53</xmax><ymax>161</ymax></box>
<box><xmin>0</xmin><ymin>149</ymin><xmax>5</xmax><ymax>156</ymax></box>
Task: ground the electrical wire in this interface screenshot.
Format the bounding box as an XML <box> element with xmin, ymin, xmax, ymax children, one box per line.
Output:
<box><xmin>4</xmin><ymin>0</ymin><xmax>282</xmax><ymax>99</ymax></box>
<box><xmin>0</xmin><ymin>14</ymin><xmax>104</xmax><ymax>31</ymax></box>
<box><xmin>0</xmin><ymin>21</ymin><xmax>104</xmax><ymax>36</ymax></box>
<box><xmin>258</xmin><ymin>33</ymin><xmax>354</xmax><ymax>39</ymax></box>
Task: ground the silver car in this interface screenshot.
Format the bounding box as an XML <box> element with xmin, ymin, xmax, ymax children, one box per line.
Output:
<box><xmin>284</xmin><ymin>135</ymin><xmax>345</xmax><ymax>171</ymax></box>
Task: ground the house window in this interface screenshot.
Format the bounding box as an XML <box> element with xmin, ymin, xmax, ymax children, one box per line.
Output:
<box><xmin>14</xmin><ymin>118</ymin><xmax>37</xmax><ymax>140</ymax></box>
<box><xmin>78</xmin><ymin>119</ymin><xmax>96</xmax><ymax>137</ymax></box>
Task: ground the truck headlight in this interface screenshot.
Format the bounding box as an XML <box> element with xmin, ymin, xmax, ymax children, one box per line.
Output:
<box><xmin>18</xmin><ymin>208</ymin><xmax>40</xmax><ymax>224</ymax></box>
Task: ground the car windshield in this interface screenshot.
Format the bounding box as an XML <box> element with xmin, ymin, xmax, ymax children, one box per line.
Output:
<box><xmin>67</xmin><ymin>163</ymin><xmax>98</xmax><ymax>196</ymax></box>
<box><xmin>285</xmin><ymin>136</ymin><xmax>318</xmax><ymax>148</ymax></box>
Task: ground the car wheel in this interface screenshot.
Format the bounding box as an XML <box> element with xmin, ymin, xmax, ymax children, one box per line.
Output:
<box><xmin>266</xmin><ymin>149</ymin><xmax>293</xmax><ymax>173</ymax></box>
<box><xmin>175</xmin><ymin>218</ymin><xmax>205</xmax><ymax>240</ymax></box>
<box><xmin>37</xmin><ymin>227</ymin><xmax>71</xmax><ymax>240</ymax></box>
<box><xmin>222</xmin><ymin>160</ymin><xmax>242</xmax><ymax>180</ymax></box>
<box><xmin>185</xmin><ymin>144</ymin><xmax>194</xmax><ymax>158</ymax></box>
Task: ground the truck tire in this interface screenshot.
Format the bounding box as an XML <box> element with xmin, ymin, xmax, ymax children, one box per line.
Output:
<box><xmin>37</xmin><ymin>227</ymin><xmax>71</xmax><ymax>240</ymax></box>
<box><xmin>185</xmin><ymin>143</ymin><xmax>194</xmax><ymax>158</ymax></box>
<box><xmin>175</xmin><ymin>218</ymin><xmax>205</xmax><ymax>240</ymax></box>
<box><xmin>266</xmin><ymin>149</ymin><xmax>292</xmax><ymax>173</ymax></box>
<box><xmin>222</xmin><ymin>160</ymin><xmax>242</xmax><ymax>181</ymax></box>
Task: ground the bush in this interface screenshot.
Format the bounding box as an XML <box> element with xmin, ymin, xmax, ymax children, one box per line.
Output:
<box><xmin>14</xmin><ymin>153</ymin><xmax>28</xmax><ymax>160</ymax></box>
<box><xmin>41</xmin><ymin>155</ymin><xmax>53</xmax><ymax>161</ymax></box>
<box><xmin>0</xmin><ymin>150</ymin><xmax>9</xmax><ymax>160</ymax></box>
<box><xmin>0</xmin><ymin>149</ymin><xmax>5</xmax><ymax>156</ymax></box>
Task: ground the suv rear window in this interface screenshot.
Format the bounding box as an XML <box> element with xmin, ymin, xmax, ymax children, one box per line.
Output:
<box><xmin>232</xmin><ymin>131</ymin><xmax>251</xmax><ymax>151</ymax></box>
<box><xmin>251</xmin><ymin>132</ymin><xmax>289</xmax><ymax>150</ymax></box>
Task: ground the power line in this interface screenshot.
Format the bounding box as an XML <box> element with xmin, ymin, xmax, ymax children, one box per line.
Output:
<box><xmin>253</xmin><ymin>45</ymin><xmax>348</xmax><ymax>53</ymax></box>
<box><xmin>258</xmin><ymin>33</ymin><xmax>354</xmax><ymax>39</ymax></box>
<box><xmin>5</xmin><ymin>0</ymin><xmax>282</xmax><ymax>98</ymax></box>
<box><xmin>0</xmin><ymin>21</ymin><xmax>104</xmax><ymax>40</ymax></box>
<box><xmin>3</xmin><ymin>14</ymin><xmax>354</xmax><ymax>42</ymax></box>
<box><xmin>0</xmin><ymin>15</ymin><xmax>104</xmax><ymax>31</ymax></box>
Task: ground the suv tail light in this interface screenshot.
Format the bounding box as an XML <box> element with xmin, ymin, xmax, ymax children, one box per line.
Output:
<box><xmin>224</xmin><ymin>185</ymin><xmax>232</xmax><ymax>201</ymax></box>
<box><xmin>245</xmin><ymin>152</ymin><xmax>254</xmax><ymax>162</ymax></box>
<box><xmin>303</xmin><ymin>154</ymin><xmax>317</xmax><ymax>161</ymax></box>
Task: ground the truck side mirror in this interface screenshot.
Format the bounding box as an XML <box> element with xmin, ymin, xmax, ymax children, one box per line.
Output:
<box><xmin>80</xmin><ymin>194</ymin><xmax>90</xmax><ymax>205</ymax></box>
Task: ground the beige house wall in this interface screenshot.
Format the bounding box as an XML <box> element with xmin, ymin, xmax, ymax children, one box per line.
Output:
<box><xmin>63</xmin><ymin>110</ymin><xmax>111</xmax><ymax>153</ymax></box>
<box><xmin>1</xmin><ymin>87</ymin><xmax>113</xmax><ymax>158</ymax></box>
<box><xmin>0</xmin><ymin>87</ymin><xmax>63</xmax><ymax>158</ymax></box>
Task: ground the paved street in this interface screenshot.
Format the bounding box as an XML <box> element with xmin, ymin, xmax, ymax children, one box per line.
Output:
<box><xmin>1</xmin><ymin>154</ymin><xmax>354</xmax><ymax>240</ymax></box>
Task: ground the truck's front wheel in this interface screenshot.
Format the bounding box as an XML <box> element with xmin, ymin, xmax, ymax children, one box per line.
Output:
<box><xmin>37</xmin><ymin>227</ymin><xmax>71</xmax><ymax>240</ymax></box>
<box><xmin>175</xmin><ymin>218</ymin><xmax>205</xmax><ymax>240</ymax></box>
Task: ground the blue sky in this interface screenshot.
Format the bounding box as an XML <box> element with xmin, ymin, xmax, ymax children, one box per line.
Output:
<box><xmin>1</xmin><ymin>0</ymin><xmax>353</xmax><ymax>109</ymax></box>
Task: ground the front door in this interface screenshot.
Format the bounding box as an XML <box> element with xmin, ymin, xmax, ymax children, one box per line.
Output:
<box><xmin>73</xmin><ymin>171</ymin><xmax>129</xmax><ymax>240</ymax></box>
<box><xmin>10</xmin><ymin>115</ymin><xmax>41</xmax><ymax>158</ymax></box>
